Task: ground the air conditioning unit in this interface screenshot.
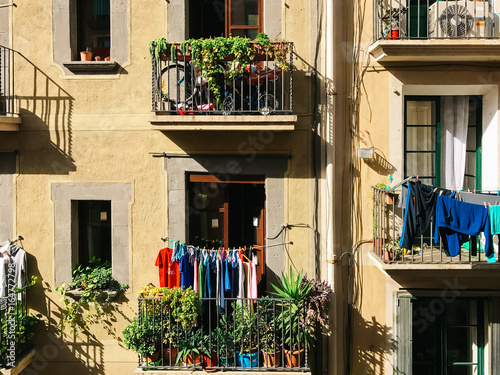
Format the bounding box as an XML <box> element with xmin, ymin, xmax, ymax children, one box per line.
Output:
<box><xmin>429</xmin><ymin>0</ymin><xmax>494</xmax><ymax>38</ymax></box>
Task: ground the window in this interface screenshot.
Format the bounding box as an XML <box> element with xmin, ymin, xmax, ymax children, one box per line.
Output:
<box><xmin>52</xmin><ymin>183</ymin><xmax>131</xmax><ymax>286</ymax></box>
<box><xmin>188</xmin><ymin>174</ymin><xmax>266</xmax><ymax>283</ymax></box>
<box><xmin>73</xmin><ymin>200</ymin><xmax>111</xmax><ymax>266</ymax></box>
<box><xmin>404</xmin><ymin>95</ymin><xmax>482</xmax><ymax>190</ymax></box>
<box><xmin>396</xmin><ymin>294</ymin><xmax>487</xmax><ymax>375</ymax></box>
<box><xmin>189</xmin><ymin>0</ymin><xmax>262</xmax><ymax>38</ymax></box>
<box><xmin>76</xmin><ymin>0</ymin><xmax>110</xmax><ymax>60</ymax></box>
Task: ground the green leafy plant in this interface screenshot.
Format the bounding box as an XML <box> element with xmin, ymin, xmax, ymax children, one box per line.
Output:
<box><xmin>56</xmin><ymin>258</ymin><xmax>128</xmax><ymax>333</ymax></box>
<box><xmin>272</xmin><ymin>268</ymin><xmax>331</xmax><ymax>351</ymax></box>
<box><xmin>175</xmin><ymin>328</ymin><xmax>209</xmax><ymax>364</ymax></box>
<box><xmin>258</xmin><ymin>297</ymin><xmax>282</xmax><ymax>354</ymax></box>
<box><xmin>0</xmin><ymin>277</ymin><xmax>42</xmax><ymax>364</ymax></box>
<box><xmin>122</xmin><ymin>317</ymin><xmax>161</xmax><ymax>357</ymax></box>
<box><xmin>231</xmin><ymin>300</ymin><xmax>258</xmax><ymax>354</ymax></box>
<box><xmin>149</xmin><ymin>34</ymin><xmax>290</xmax><ymax>104</ymax></box>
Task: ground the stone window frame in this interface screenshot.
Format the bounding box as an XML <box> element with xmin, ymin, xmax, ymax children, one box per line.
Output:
<box><xmin>51</xmin><ymin>182</ymin><xmax>131</xmax><ymax>286</ymax></box>
<box><xmin>165</xmin><ymin>154</ymin><xmax>287</xmax><ymax>287</ymax></box>
<box><xmin>52</xmin><ymin>0</ymin><xmax>129</xmax><ymax>75</ymax></box>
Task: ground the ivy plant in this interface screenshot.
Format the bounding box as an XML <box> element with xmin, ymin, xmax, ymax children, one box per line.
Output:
<box><xmin>56</xmin><ymin>258</ymin><xmax>128</xmax><ymax>334</ymax></box>
<box><xmin>149</xmin><ymin>33</ymin><xmax>291</xmax><ymax>104</ymax></box>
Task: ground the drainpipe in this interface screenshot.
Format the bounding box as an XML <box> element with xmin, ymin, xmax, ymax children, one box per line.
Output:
<box><xmin>325</xmin><ymin>0</ymin><xmax>336</xmax><ymax>373</ymax></box>
<box><xmin>326</xmin><ymin>0</ymin><xmax>335</xmax><ymax>299</ymax></box>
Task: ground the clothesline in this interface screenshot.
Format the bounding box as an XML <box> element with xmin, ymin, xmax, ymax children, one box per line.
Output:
<box><xmin>155</xmin><ymin>239</ymin><xmax>260</xmax><ymax>307</ymax></box>
<box><xmin>399</xmin><ymin>180</ymin><xmax>500</xmax><ymax>261</ymax></box>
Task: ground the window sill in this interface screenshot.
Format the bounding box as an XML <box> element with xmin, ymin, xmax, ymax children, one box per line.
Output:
<box><xmin>65</xmin><ymin>288</ymin><xmax>121</xmax><ymax>300</ymax></box>
<box><xmin>62</xmin><ymin>61</ymin><xmax>119</xmax><ymax>74</ymax></box>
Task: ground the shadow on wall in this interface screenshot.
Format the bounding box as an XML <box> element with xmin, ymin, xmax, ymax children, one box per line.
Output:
<box><xmin>362</xmin><ymin>150</ymin><xmax>396</xmax><ymax>176</ymax></box>
<box><xmin>350</xmin><ymin>308</ymin><xmax>395</xmax><ymax>375</ymax></box>
<box><xmin>23</xmin><ymin>286</ymin><xmax>133</xmax><ymax>374</ymax></box>
<box><xmin>13</xmin><ymin>50</ymin><xmax>75</xmax><ymax>175</ymax></box>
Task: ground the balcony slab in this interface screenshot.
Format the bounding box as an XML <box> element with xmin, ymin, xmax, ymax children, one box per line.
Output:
<box><xmin>2</xmin><ymin>349</ymin><xmax>36</xmax><ymax>375</ymax></box>
<box><xmin>369</xmin><ymin>39</ymin><xmax>500</xmax><ymax>63</ymax></box>
<box><xmin>149</xmin><ymin>115</ymin><xmax>296</xmax><ymax>131</ymax></box>
<box><xmin>136</xmin><ymin>371</ymin><xmax>312</xmax><ymax>375</ymax></box>
<box><xmin>0</xmin><ymin>115</ymin><xmax>21</xmax><ymax>131</ymax></box>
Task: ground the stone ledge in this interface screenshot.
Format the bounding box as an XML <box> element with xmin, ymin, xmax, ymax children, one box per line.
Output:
<box><xmin>369</xmin><ymin>39</ymin><xmax>500</xmax><ymax>63</ymax></box>
<box><xmin>0</xmin><ymin>115</ymin><xmax>21</xmax><ymax>131</ymax></box>
<box><xmin>135</xmin><ymin>371</ymin><xmax>312</xmax><ymax>375</ymax></box>
<box><xmin>62</xmin><ymin>61</ymin><xmax>119</xmax><ymax>74</ymax></box>
<box><xmin>149</xmin><ymin>115</ymin><xmax>297</xmax><ymax>131</ymax></box>
<box><xmin>1</xmin><ymin>349</ymin><xmax>36</xmax><ymax>375</ymax></box>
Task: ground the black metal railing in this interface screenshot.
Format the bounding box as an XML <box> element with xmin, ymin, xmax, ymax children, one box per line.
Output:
<box><xmin>373</xmin><ymin>0</ymin><xmax>495</xmax><ymax>41</ymax></box>
<box><xmin>372</xmin><ymin>186</ymin><xmax>495</xmax><ymax>264</ymax></box>
<box><xmin>136</xmin><ymin>296</ymin><xmax>310</xmax><ymax>371</ymax></box>
<box><xmin>0</xmin><ymin>45</ymin><xmax>15</xmax><ymax>116</ymax></box>
<box><xmin>151</xmin><ymin>42</ymin><xmax>293</xmax><ymax>115</ymax></box>
<box><xmin>0</xmin><ymin>288</ymin><xmax>30</xmax><ymax>368</ymax></box>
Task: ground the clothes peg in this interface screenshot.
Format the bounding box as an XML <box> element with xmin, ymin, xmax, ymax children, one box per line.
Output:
<box><xmin>433</xmin><ymin>187</ymin><xmax>438</xmax><ymax>192</ymax></box>
<box><xmin>484</xmin><ymin>202</ymin><xmax>487</xmax><ymax>208</ymax></box>
<box><xmin>439</xmin><ymin>190</ymin><xmax>443</xmax><ymax>196</ymax></box>
<box><xmin>474</xmin><ymin>189</ymin><xmax>476</xmax><ymax>194</ymax></box>
<box><xmin>416</xmin><ymin>175</ymin><xmax>419</xmax><ymax>182</ymax></box>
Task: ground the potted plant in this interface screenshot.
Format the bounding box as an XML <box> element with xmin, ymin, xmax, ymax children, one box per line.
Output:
<box><xmin>272</xmin><ymin>268</ymin><xmax>331</xmax><ymax>368</ymax></box>
<box><xmin>122</xmin><ymin>317</ymin><xmax>162</xmax><ymax>364</ymax></box>
<box><xmin>176</xmin><ymin>328</ymin><xmax>207</xmax><ymax>366</ymax></box>
<box><xmin>56</xmin><ymin>258</ymin><xmax>128</xmax><ymax>333</ymax></box>
<box><xmin>80</xmin><ymin>47</ymin><xmax>92</xmax><ymax>61</ymax></box>
<box><xmin>384</xmin><ymin>241</ymin><xmax>403</xmax><ymax>262</ymax></box>
<box><xmin>258</xmin><ymin>297</ymin><xmax>282</xmax><ymax>367</ymax></box>
<box><xmin>232</xmin><ymin>301</ymin><xmax>259</xmax><ymax>368</ymax></box>
<box><xmin>211</xmin><ymin>326</ymin><xmax>235</xmax><ymax>367</ymax></box>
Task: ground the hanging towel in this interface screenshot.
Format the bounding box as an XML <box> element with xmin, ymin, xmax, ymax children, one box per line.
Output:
<box><xmin>250</xmin><ymin>257</ymin><xmax>258</xmax><ymax>300</ymax></box>
<box><xmin>489</xmin><ymin>205</ymin><xmax>500</xmax><ymax>235</ymax></box>
<box><xmin>457</xmin><ymin>191</ymin><xmax>500</xmax><ymax>206</ymax></box>
<box><xmin>435</xmin><ymin>195</ymin><xmax>492</xmax><ymax>257</ymax></box>
<box><xmin>399</xmin><ymin>181</ymin><xmax>454</xmax><ymax>250</ymax></box>
<box><xmin>193</xmin><ymin>258</ymin><xmax>198</xmax><ymax>294</ymax></box>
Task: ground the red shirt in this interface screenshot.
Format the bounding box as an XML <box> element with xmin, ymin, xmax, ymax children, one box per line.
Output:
<box><xmin>155</xmin><ymin>247</ymin><xmax>181</xmax><ymax>288</ymax></box>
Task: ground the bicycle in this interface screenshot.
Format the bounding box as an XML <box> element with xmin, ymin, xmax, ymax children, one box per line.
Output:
<box><xmin>157</xmin><ymin>61</ymin><xmax>214</xmax><ymax>114</ymax></box>
<box><xmin>221</xmin><ymin>64</ymin><xmax>283</xmax><ymax>115</ymax></box>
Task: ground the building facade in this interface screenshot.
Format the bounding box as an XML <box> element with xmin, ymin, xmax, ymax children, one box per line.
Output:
<box><xmin>0</xmin><ymin>1</ymin><xmax>346</xmax><ymax>374</ymax></box>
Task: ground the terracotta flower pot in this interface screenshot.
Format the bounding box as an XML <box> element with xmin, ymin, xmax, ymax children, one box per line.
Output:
<box><xmin>183</xmin><ymin>352</ymin><xmax>202</xmax><ymax>366</ymax></box>
<box><xmin>203</xmin><ymin>353</ymin><xmax>218</xmax><ymax>367</ymax></box>
<box><xmin>163</xmin><ymin>347</ymin><xmax>178</xmax><ymax>365</ymax></box>
<box><xmin>262</xmin><ymin>349</ymin><xmax>281</xmax><ymax>367</ymax></box>
<box><xmin>284</xmin><ymin>348</ymin><xmax>305</xmax><ymax>368</ymax></box>
<box><xmin>146</xmin><ymin>349</ymin><xmax>161</xmax><ymax>364</ymax></box>
<box><xmin>80</xmin><ymin>51</ymin><xmax>92</xmax><ymax>61</ymax></box>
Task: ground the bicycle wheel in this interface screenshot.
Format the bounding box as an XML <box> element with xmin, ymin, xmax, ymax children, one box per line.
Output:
<box><xmin>157</xmin><ymin>63</ymin><xmax>192</xmax><ymax>111</ymax></box>
<box><xmin>257</xmin><ymin>92</ymin><xmax>279</xmax><ymax>115</ymax></box>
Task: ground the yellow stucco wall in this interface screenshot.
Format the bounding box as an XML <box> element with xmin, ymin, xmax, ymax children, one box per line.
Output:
<box><xmin>1</xmin><ymin>1</ymin><xmax>320</xmax><ymax>374</ymax></box>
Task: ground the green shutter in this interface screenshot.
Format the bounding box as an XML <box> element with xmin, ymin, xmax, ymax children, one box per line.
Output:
<box><xmin>490</xmin><ymin>298</ymin><xmax>500</xmax><ymax>372</ymax></box>
<box><xmin>395</xmin><ymin>293</ymin><xmax>412</xmax><ymax>375</ymax></box>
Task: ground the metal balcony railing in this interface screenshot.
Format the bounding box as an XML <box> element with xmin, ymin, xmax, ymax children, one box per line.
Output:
<box><xmin>151</xmin><ymin>42</ymin><xmax>293</xmax><ymax>115</ymax></box>
<box><xmin>0</xmin><ymin>288</ymin><xmax>30</xmax><ymax>368</ymax></box>
<box><xmin>373</xmin><ymin>0</ymin><xmax>495</xmax><ymax>41</ymax></box>
<box><xmin>372</xmin><ymin>186</ymin><xmax>495</xmax><ymax>264</ymax></box>
<box><xmin>136</xmin><ymin>296</ymin><xmax>310</xmax><ymax>371</ymax></box>
<box><xmin>0</xmin><ymin>45</ymin><xmax>15</xmax><ymax>116</ymax></box>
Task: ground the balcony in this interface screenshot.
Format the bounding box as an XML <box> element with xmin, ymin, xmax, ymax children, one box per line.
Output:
<box><xmin>0</xmin><ymin>287</ymin><xmax>37</xmax><ymax>373</ymax></box>
<box><xmin>131</xmin><ymin>296</ymin><xmax>311</xmax><ymax>372</ymax></box>
<box><xmin>0</xmin><ymin>46</ymin><xmax>20</xmax><ymax>131</ymax></box>
<box><xmin>369</xmin><ymin>0</ymin><xmax>500</xmax><ymax>63</ymax></box>
<box><xmin>149</xmin><ymin>40</ymin><xmax>296</xmax><ymax>131</ymax></box>
<box><xmin>371</xmin><ymin>186</ymin><xmax>500</xmax><ymax>270</ymax></box>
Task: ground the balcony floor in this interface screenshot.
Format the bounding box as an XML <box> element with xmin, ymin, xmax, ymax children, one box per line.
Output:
<box><xmin>369</xmin><ymin>39</ymin><xmax>500</xmax><ymax>63</ymax></box>
<box><xmin>0</xmin><ymin>115</ymin><xmax>21</xmax><ymax>131</ymax></box>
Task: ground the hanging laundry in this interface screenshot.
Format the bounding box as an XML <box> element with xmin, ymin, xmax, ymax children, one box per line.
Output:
<box><xmin>457</xmin><ymin>191</ymin><xmax>500</xmax><ymax>206</ymax></box>
<box><xmin>399</xmin><ymin>181</ymin><xmax>454</xmax><ymax>250</ymax></box>
<box><xmin>249</xmin><ymin>254</ymin><xmax>258</xmax><ymax>300</ymax></box>
<box><xmin>8</xmin><ymin>243</ymin><xmax>27</xmax><ymax>298</ymax></box>
<box><xmin>155</xmin><ymin>247</ymin><xmax>181</xmax><ymax>288</ymax></box>
<box><xmin>435</xmin><ymin>195</ymin><xmax>492</xmax><ymax>258</ymax></box>
<box><xmin>180</xmin><ymin>251</ymin><xmax>194</xmax><ymax>290</ymax></box>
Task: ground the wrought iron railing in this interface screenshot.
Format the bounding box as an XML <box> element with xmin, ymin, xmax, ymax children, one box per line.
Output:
<box><xmin>136</xmin><ymin>296</ymin><xmax>310</xmax><ymax>371</ymax></box>
<box><xmin>0</xmin><ymin>45</ymin><xmax>15</xmax><ymax>116</ymax></box>
<box><xmin>372</xmin><ymin>186</ymin><xmax>495</xmax><ymax>264</ymax></box>
<box><xmin>151</xmin><ymin>42</ymin><xmax>293</xmax><ymax>115</ymax></box>
<box><xmin>0</xmin><ymin>288</ymin><xmax>30</xmax><ymax>368</ymax></box>
<box><xmin>373</xmin><ymin>0</ymin><xmax>495</xmax><ymax>41</ymax></box>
